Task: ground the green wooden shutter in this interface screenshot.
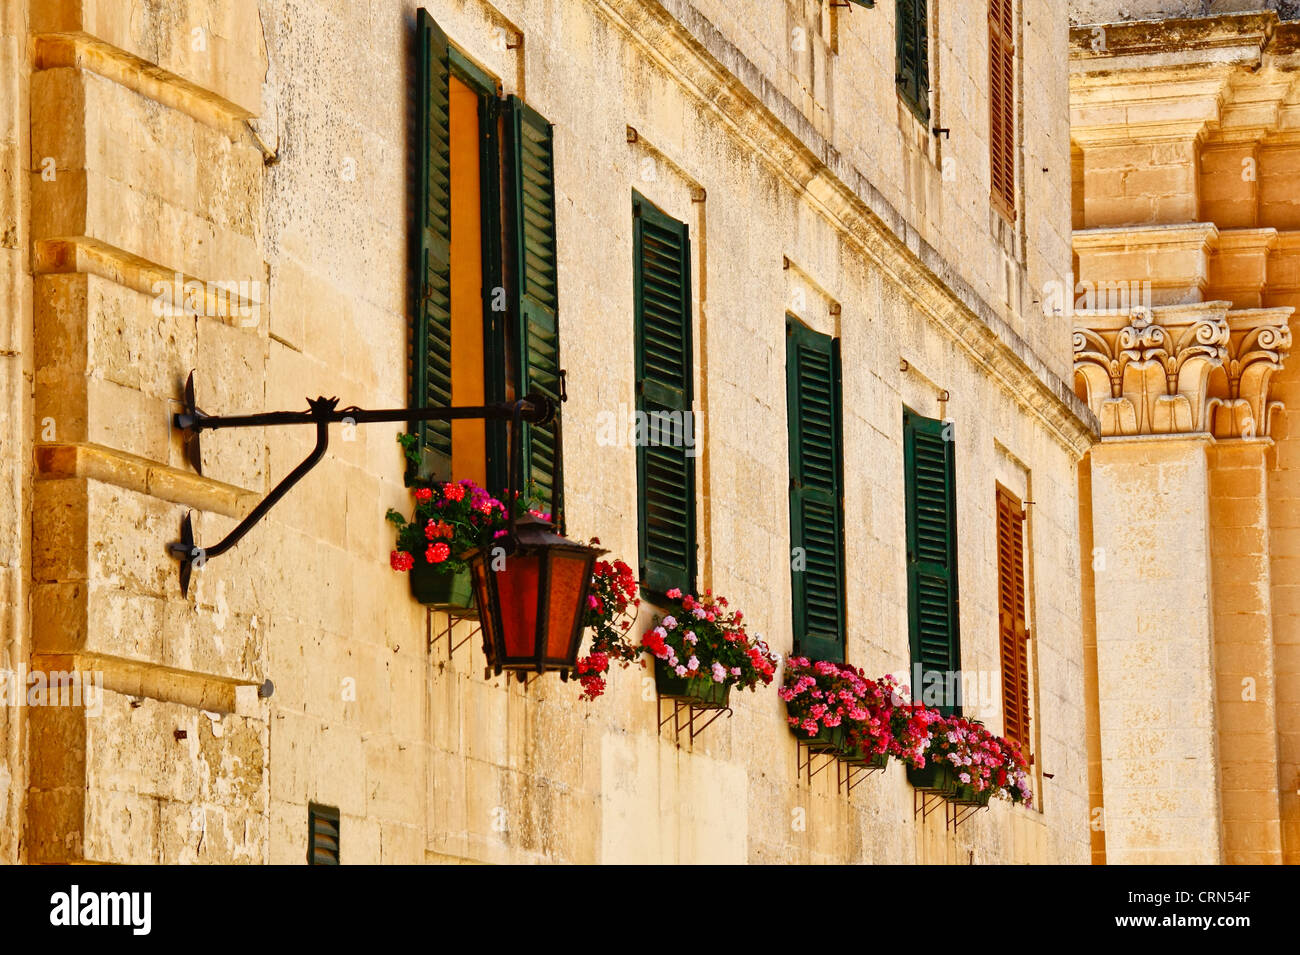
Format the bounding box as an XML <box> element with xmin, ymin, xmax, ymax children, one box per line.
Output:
<box><xmin>895</xmin><ymin>0</ymin><xmax>930</xmax><ymax>122</ymax></box>
<box><xmin>904</xmin><ymin>407</ymin><xmax>960</xmax><ymax>714</ymax></box>
<box><xmin>307</xmin><ymin>803</ymin><xmax>340</xmax><ymax>865</ymax></box>
<box><xmin>411</xmin><ymin>10</ymin><xmax>453</xmax><ymax>479</ymax></box>
<box><xmin>787</xmin><ymin>318</ymin><xmax>846</xmax><ymax>663</ymax></box>
<box><xmin>504</xmin><ymin>97</ymin><xmax>562</xmax><ymax>519</ymax></box>
<box><xmin>633</xmin><ymin>192</ymin><xmax>695</xmax><ymax>595</ymax></box>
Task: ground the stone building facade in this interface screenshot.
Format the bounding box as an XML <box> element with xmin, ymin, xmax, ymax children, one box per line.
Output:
<box><xmin>1071</xmin><ymin>5</ymin><xmax>1300</xmax><ymax>863</ymax></box>
<box><xmin>1</xmin><ymin>0</ymin><xmax>1093</xmax><ymax>864</ymax></box>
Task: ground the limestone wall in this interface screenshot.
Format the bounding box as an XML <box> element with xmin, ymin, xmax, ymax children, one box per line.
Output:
<box><xmin>6</xmin><ymin>0</ymin><xmax>1092</xmax><ymax>864</ymax></box>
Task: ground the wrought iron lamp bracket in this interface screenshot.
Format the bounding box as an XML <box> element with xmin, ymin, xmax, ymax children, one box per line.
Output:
<box><xmin>166</xmin><ymin>372</ymin><xmax>554</xmax><ymax>597</ymax></box>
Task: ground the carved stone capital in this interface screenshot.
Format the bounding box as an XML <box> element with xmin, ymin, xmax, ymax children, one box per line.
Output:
<box><xmin>1211</xmin><ymin>308</ymin><xmax>1294</xmax><ymax>439</ymax></box>
<box><xmin>1074</xmin><ymin>303</ymin><xmax>1293</xmax><ymax>438</ymax></box>
<box><xmin>1074</xmin><ymin>303</ymin><xmax>1229</xmax><ymax>436</ymax></box>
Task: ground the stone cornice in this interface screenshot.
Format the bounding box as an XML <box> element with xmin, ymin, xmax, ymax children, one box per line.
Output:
<box><xmin>593</xmin><ymin>0</ymin><xmax>1098</xmax><ymax>457</ymax></box>
<box><xmin>1069</xmin><ymin>12</ymin><xmax>1300</xmax><ymax>144</ymax></box>
<box><xmin>1073</xmin><ymin>302</ymin><xmax>1292</xmax><ymax>438</ymax></box>
<box><xmin>1073</xmin><ymin>222</ymin><xmax>1220</xmax><ymax>254</ymax></box>
<box><xmin>33</xmin><ymin>32</ymin><xmax>254</xmax><ymax>140</ymax></box>
<box><xmin>34</xmin><ymin>442</ymin><xmax>258</xmax><ymax>518</ymax></box>
<box><xmin>1069</xmin><ymin>12</ymin><xmax>1275</xmax><ymax>65</ymax></box>
<box><xmin>1074</xmin><ymin>224</ymin><xmax>1218</xmax><ymax>306</ymax></box>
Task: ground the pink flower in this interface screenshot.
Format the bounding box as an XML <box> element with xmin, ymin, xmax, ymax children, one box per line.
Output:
<box><xmin>666</xmin><ymin>588</ymin><xmax>682</xmax><ymax>599</ymax></box>
<box><xmin>711</xmin><ymin>662</ymin><xmax>727</xmax><ymax>683</ymax></box>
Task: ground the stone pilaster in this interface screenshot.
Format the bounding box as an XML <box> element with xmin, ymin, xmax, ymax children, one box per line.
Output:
<box><xmin>1088</xmin><ymin>435</ymin><xmax>1221</xmax><ymax>863</ymax></box>
<box><xmin>1075</xmin><ymin>302</ymin><xmax>1292</xmax><ymax>862</ymax></box>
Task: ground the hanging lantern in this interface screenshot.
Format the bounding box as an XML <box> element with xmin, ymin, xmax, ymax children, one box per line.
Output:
<box><xmin>468</xmin><ymin>512</ymin><xmax>606</xmax><ymax>677</ymax></box>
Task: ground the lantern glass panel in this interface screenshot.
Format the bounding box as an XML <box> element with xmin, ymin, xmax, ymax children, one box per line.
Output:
<box><xmin>496</xmin><ymin>554</ymin><xmax>540</xmax><ymax>658</ymax></box>
<box><xmin>545</xmin><ymin>551</ymin><xmax>589</xmax><ymax>658</ymax></box>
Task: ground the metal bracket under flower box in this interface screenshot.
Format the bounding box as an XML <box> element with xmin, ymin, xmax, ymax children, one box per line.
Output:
<box><xmin>946</xmin><ymin>799</ymin><xmax>989</xmax><ymax>831</ymax></box>
<box><xmin>836</xmin><ymin>757</ymin><xmax>885</xmax><ymax>796</ymax></box>
<box><xmin>428</xmin><ymin>606</ymin><xmax>479</xmax><ymax>663</ymax></box>
<box><xmin>657</xmin><ymin>695</ymin><xmax>732</xmax><ymax>745</ymax></box>
<box><xmin>796</xmin><ymin>738</ymin><xmax>838</xmax><ymax>786</ymax></box>
<box><xmin>913</xmin><ymin>787</ymin><xmax>946</xmax><ymax>823</ymax></box>
<box><xmin>166</xmin><ymin>371</ymin><xmax>554</xmax><ymax>597</ymax></box>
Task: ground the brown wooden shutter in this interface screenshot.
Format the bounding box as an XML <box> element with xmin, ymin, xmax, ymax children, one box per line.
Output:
<box><xmin>988</xmin><ymin>0</ymin><xmax>1016</xmax><ymax>220</ymax></box>
<box><xmin>996</xmin><ymin>486</ymin><xmax>1030</xmax><ymax>751</ymax></box>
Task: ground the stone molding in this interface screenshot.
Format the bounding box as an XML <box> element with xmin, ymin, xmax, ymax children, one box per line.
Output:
<box><xmin>34</xmin><ymin>442</ymin><xmax>258</xmax><ymax>518</ymax></box>
<box><xmin>1209</xmin><ymin>228</ymin><xmax>1279</xmax><ymax>308</ymax></box>
<box><xmin>1074</xmin><ymin>302</ymin><xmax>1292</xmax><ymax>437</ymax></box>
<box><xmin>1071</xmin><ymin>15</ymin><xmax>1300</xmax><ymax>145</ymax></box>
<box><xmin>596</xmin><ymin>0</ymin><xmax>1100</xmax><ymax>457</ymax></box>
<box><xmin>33</xmin><ymin>32</ymin><xmax>253</xmax><ymax>140</ymax></box>
<box><xmin>1074</xmin><ymin>223</ymin><xmax>1219</xmax><ymax>306</ymax></box>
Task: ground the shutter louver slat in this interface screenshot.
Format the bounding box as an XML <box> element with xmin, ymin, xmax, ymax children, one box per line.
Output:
<box><xmin>634</xmin><ymin>194</ymin><xmax>695</xmax><ymax>595</ymax></box>
<box><xmin>787</xmin><ymin>318</ymin><xmax>845</xmax><ymax>663</ymax></box>
<box><xmin>412</xmin><ymin>10</ymin><xmax>454</xmax><ymax>478</ymax></box>
<box><xmin>905</xmin><ymin>408</ymin><xmax>961</xmax><ymax>714</ymax></box>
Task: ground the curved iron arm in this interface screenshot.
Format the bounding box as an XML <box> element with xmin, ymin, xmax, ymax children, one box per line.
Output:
<box><xmin>167</xmin><ymin>372</ymin><xmax>554</xmax><ymax>597</ymax></box>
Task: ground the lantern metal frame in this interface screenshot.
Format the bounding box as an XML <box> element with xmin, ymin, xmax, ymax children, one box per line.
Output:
<box><xmin>466</xmin><ymin>398</ymin><xmax>606</xmax><ymax>680</ymax></box>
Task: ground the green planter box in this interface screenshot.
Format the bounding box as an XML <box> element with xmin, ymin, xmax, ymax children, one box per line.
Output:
<box><xmin>409</xmin><ymin>563</ymin><xmax>476</xmax><ymax>616</ymax></box>
<box><xmin>952</xmin><ymin>784</ymin><xmax>993</xmax><ymax>807</ymax></box>
<box><xmin>841</xmin><ymin>745</ymin><xmax>889</xmax><ymax>770</ymax></box>
<box><xmin>906</xmin><ymin>761</ymin><xmax>958</xmax><ymax>795</ymax></box>
<box><xmin>790</xmin><ymin>722</ymin><xmax>848</xmax><ymax>754</ymax></box>
<box><xmin>655</xmin><ymin>662</ymin><xmax>731</xmax><ymax>709</ymax></box>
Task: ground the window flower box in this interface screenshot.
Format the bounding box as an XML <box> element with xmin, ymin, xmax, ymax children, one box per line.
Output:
<box><xmin>952</xmin><ymin>783</ymin><xmax>993</xmax><ymax>807</ymax></box>
<box><xmin>641</xmin><ymin>588</ymin><xmax>778</xmax><ymax>707</ymax></box>
<box><xmin>409</xmin><ymin>562</ymin><xmax>476</xmax><ymax>615</ymax></box>
<box><xmin>840</xmin><ymin>740</ymin><xmax>890</xmax><ymax>769</ymax></box>
<box><xmin>385</xmin><ymin>460</ymin><xmax>515</xmax><ymax>615</ymax></box>
<box><xmin>906</xmin><ymin>762</ymin><xmax>958</xmax><ymax>795</ymax></box>
<box><xmin>791</xmin><ymin>722</ymin><xmax>848</xmax><ymax>754</ymax></box>
<box><xmin>781</xmin><ymin>658</ymin><xmax>895</xmax><ymax>763</ymax></box>
<box><xmin>654</xmin><ymin>659</ymin><xmax>731</xmax><ymax>709</ymax></box>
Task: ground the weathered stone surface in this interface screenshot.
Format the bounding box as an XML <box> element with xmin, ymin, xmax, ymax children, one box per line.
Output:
<box><xmin>1073</xmin><ymin>6</ymin><xmax>1300</xmax><ymax>864</ymax></box>
<box><xmin>5</xmin><ymin>0</ymin><xmax>1095</xmax><ymax>865</ymax></box>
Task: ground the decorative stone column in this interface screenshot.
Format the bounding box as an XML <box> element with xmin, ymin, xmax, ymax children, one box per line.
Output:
<box><xmin>1075</xmin><ymin>303</ymin><xmax>1292</xmax><ymax>863</ymax></box>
